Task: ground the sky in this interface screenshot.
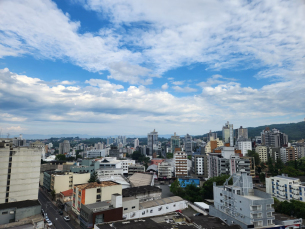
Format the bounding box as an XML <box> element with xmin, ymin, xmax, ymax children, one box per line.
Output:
<box><xmin>0</xmin><ymin>0</ymin><xmax>305</xmax><ymax>137</ymax></box>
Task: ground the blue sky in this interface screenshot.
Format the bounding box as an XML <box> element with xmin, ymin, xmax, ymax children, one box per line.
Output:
<box><xmin>0</xmin><ymin>0</ymin><xmax>304</xmax><ymax>137</ymax></box>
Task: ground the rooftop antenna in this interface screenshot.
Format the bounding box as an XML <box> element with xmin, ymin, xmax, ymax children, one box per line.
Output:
<box><xmin>7</xmin><ymin>133</ymin><xmax>10</xmax><ymax>138</ymax></box>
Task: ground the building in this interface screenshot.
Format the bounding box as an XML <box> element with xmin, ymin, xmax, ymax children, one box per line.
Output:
<box><xmin>134</xmin><ymin>138</ymin><xmax>139</xmax><ymax>148</ymax></box>
<box><xmin>241</xmin><ymin>156</ymin><xmax>255</xmax><ymax>177</ymax></box>
<box><xmin>255</xmin><ymin>145</ymin><xmax>268</xmax><ymax>162</ymax></box>
<box><xmin>151</xmin><ymin>158</ymin><xmax>165</xmax><ymax>165</ymax></box>
<box><xmin>79</xmin><ymin>194</ymin><xmax>123</xmax><ymax>229</ymax></box>
<box><xmin>205</xmin><ymin>137</ymin><xmax>224</xmax><ymax>154</ymax></box>
<box><xmin>178</xmin><ymin>178</ymin><xmax>200</xmax><ymax>188</ymax></box>
<box><xmin>192</xmin><ymin>154</ymin><xmax>208</xmax><ymax>178</ymax></box>
<box><xmin>43</xmin><ymin>171</ymin><xmax>90</xmax><ymax>194</ymax></box>
<box><xmin>210</xmin><ymin>172</ymin><xmax>275</xmax><ymax>229</ymax></box>
<box><xmin>59</xmin><ymin>140</ymin><xmax>70</xmax><ymax>154</ymax></box>
<box><xmin>0</xmin><ymin>200</ymin><xmax>41</xmax><ymax>225</ymax></box>
<box><xmin>184</xmin><ymin>134</ymin><xmax>192</xmax><ymax>155</ymax></box>
<box><xmin>280</xmin><ymin>147</ymin><xmax>287</xmax><ymax>163</ymax></box>
<box><xmin>0</xmin><ymin>140</ymin><xmax>41</xmax><ymax>204</ymax></box>
<box><xmin>207</xmin><ymin>130</ymin><xmax>217</xmax><ymax>141</ymax></box>
<box><xmin>12</xmin><ymin>134</ymin><xmax>26</xmax><ymax>147</ymax></box>
<box><xmin>129</xmin><ymin>173</ymin><xmax>154</xmax><ymax>187</ymax></box>
<box><xmin>174</xmin><ymin>151</ymin><xmax>187</xmax><ymax>177</ymax></box>
<box><xmin>122</xmin><ymin>186</ymin><xmax>162</xmax><ymax>202</ymax></box>
<box><xmin>222</xmin><ymin>121</ymin><xmax>234</xmax><ymax>146</ymax></box>
<box><xmin>236</xmin><ymin>138</ymin><xmax>252</xmax><ymax>156</ymax></box>
<box><xmin>128</xmin><ymin>165</ymin><xmax>145</xmax><ymax>176</ymax></box>
<box><xmin>29</xmin><ymin>141</ymin><xmax>46</xmax><ymax>160</ymax></box>
<box><xmin>266</xmin><ymin>174</ymin><xmax>305</xmax><ymax>202</ymax></box>
<box><xmin>70</xmin><ymin>159</ymin><xmax>100</xmax><ymax>173</ymax></box>
<box><xmin>261</xmin><ymin>127</ymin><xmax>288</xmax><ymax>148</ymax></box>
<box><xmin>286</xmin><ymin>146</ymin><xmax>297</xmax><ymax>162</ymax></box>
<box><xmin>94</xmin><ymin>142</ymin><xmax>105</xmax><ymax>150</ymax></box>
<box><xmin>72</xmin><ymin>181</ymin><xmax>122</xmax><ymax>215</ymax></box>
<box><xmin>109</xmin><ymin>146</ymin><xmax>121</xmax><ymax>158</ymax></box>
<box><xmin>235</xmin><ymin>126</ymin><xmax>248</xmax><ymax>141</ymax></box>
<box><xmin>269</xmin><ymin>147</ymin><xmax>280</xmax><ymax>162</ymax></box>
<box><xmin>98</xmin><ymin>175</ymin><xmax>131</xmax><ymax>189</ymax></box>
<box><xmin>87</xmin><ymin>149</ymin><xmax>107</xmax><ymax>158</ymax></box>
<box><xmin>147</xmin><ymin>129</ymin><xmax>158</xmax><ymax>155</ymax></box>
<box><xmin>158</xmin><ymin>162</ymin><xmax>172</xmax><ymax>179</ymax></box>
<box><xmin>58</xmin><ymin>189</ymin><xmax>73</xmax><ymax>205</ymax></box>
<box><xmin>97</xmin><ymin>168</ymin><xmax>123</xmax><ymax>176</ymax></box>
<box><xmin>171</xmin><ymin>133</ymin><xmax>180</xmax><ymax>154</ymax></box>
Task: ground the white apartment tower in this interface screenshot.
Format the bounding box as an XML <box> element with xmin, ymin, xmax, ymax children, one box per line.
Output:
<box><xmin>134</xmin><ymin>138</ymin><xmax>139</xmax><ymax>149</ymax></box>
<box><xmin>0</xmin><ymin>140</ymin><xmax>41</xmax><ymax>203</ymax></box>
<box><xmin>237</xmin><ymin>138</ymin><xmax>252</xmax><ymax>156</ymax></box>
<box><xmin>147</xmin><ymin>129</ymin><xmax>158</xmax><ymax>155</ymax></box>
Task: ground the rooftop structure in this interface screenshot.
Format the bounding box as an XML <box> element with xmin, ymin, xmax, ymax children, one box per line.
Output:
<box><xmin>129</xmin><ymin>173</ymin><xmax>154</xmax><ymax>187</ymax></box>
<box><xmin>74</xmin><ymin>181</ymin><xmax>119</xmax><ymax>190</ymax></box>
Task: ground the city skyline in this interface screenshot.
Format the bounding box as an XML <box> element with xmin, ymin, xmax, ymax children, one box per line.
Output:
<box><xmin>0</xmin><ymin>0</ymin><xmax>304</xmax><ymax>136</ymax></box>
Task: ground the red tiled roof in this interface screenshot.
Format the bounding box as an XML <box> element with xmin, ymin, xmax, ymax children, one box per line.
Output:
<box><xmin>60</xmin><ymin>189</ymin><xmax>73</xmax><ymax>197</ymax></box>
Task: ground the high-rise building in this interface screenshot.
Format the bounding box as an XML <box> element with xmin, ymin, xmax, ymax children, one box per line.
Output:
<box><xmin>134</xmin><ymin>138</ymin><xmax>139</xmax><ymax>148</ymax></box>
<box><xmin>174</xmin><ymin>151</ymin><xmax>187</xmax><ymax>177</ymax></box>
<box><xmin>30</xmin><ymin>140</ymin><xmax>45</xmax><ymax>160</ymax></box>
<box><xmin>286</xmin><ymin>146</ymin><xmax>297</xmax><ymax>162</ymax></box>
<box><xmin>184</xmin><ymin>134</ymin><xmax>192</xmax><ymax>155</ymax></box>
<box><xmin>255</xmin><ymin>145</ymin><xmax>268</xmax><ymax>162</ymax></box>
<box><xmin>192</xmin><ymin>154</ymin><xmax>208</xmax><ymax>178</ymax></box>
<box><xmin>0</xmin><ymin>140</ymin><xmax>41</xmax><ymax>203</ymax></box>
<box><xmin>147</xmin><ymin>129</ymin><xmax>158</xmax><ymax>155</ymax></box>
<box><xmin>207</xmin><ymin>130</ymin><xmax>217</xmax><ymax>141</ymax></box>
<box><xmin>235</xmin><ymin>126</ymin><xmax>248</xmax><ymax>140</ymax></box>
<box><xmin>222</xmin><ymin>121</ymin><xmax>233</xmax><ymax>146</ymax></box>
<box><xmin>59</xmin><ymin>140</ymin><xmax>70</xmax><ymax>154</ymax></box>
<box><xmin>205</xmin><ymin>137</ymin><xmax>224</xmax><ymax>154</ymax></box>
<box><xmin>171</xmin><ymin>132</ymin><xmax>180</xmax><ymax>154</ymax></box>
<box><xmin>12</xmin><ymin>134</ymin><xmax>26</xmax><ymax>147</ymax></box>
<box><xmin>261</xmin><ymin>127</ymin><xmax>288</xmax><ymax>148</ymax></box>
<box><xmin>236</xmin><ymin>138</ymin><xmax>252</xmax><ymax>156</ymax></box>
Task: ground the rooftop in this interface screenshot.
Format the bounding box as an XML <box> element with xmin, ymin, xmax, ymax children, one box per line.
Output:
<box><xmin>83</xmin><ymin>201</ymin><xmax>110</xmax><ymax>212</ymax></box>
<box><xmin>75</xmin><ymin>181</ymin><xmax>120</xmax><ymax>190</ymax></box>
<box><xmin>60</xmin><ymin>189</ymin><xmax>73</xmax><ymax>197</ymax></box>
<box><xmin>0</xmin><ymin>200</ymin><xmax>40</xmax><ymax>210</ymax></box>
<box><xmin>129</xmin><ymin>173</ymin><xmax>153</xmax><ymax>187</ymax></box>
<box><xmin>139</xmin><ymin>196</ymin><xmax>183</xmax><ymax>209</ymax></box>
<box><xmin>274</xmin><ymin>175</ymin><xmax>299</xmax><ymax>181</ymax></box>
<box><xmin>122</xmin><ymin>185</ymin><xmax>161</xmax><ymax>197</ymax></box>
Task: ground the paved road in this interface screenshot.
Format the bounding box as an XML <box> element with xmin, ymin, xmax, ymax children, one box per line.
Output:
<box><xmin>39</xmin><ymin>190</ymin><xmax>79</xmax><ymax>229</ymax></box>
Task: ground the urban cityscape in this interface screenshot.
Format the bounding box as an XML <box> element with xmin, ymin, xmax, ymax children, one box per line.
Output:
<box><xmin>0</xmin><ymin>0</ymin><xmax>305</xmax><ymax>229</ymax></box>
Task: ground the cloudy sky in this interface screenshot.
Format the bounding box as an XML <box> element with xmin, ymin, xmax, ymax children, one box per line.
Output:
<box><xmin>0</xmin><ymin>0</ymin><xmax>304</xmax><ymax>137</ymax></box>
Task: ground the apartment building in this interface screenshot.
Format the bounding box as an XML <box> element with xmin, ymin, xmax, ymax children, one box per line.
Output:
<box><xmin>72</xmin><ymin>181</ymin><xmax>122</xmax><ymax>214</ymax></box>
<box><xmin>255</xmin><ymin>146</ymin><xmax>268</xmax><ymax>162</ymax></box>
<box><xmin>192</xmin><ymin>154</ymin><xmax>208</xmax><ymax>178</ymax></box>
<box><xmin>210</xmin><ymin>172</ymin><xmax>275</xmax><ymax>229</ymax></box>
<box><xmin>286</xmin><ymin>146</ymin><xmax>297</xmax><ymax>162</ymax></box>
<box><xmin>280</xmin><ymin>147</ymin><xmax>287</xmax><ymax>163</ymax></box>
<box><xmin>266</xmin><ymin>174</ymin><xmax>305</xmax><ymax>202</ymax></box>
<box><xmin>184</xmin><ymin>134</ymin><xmax>192</xmax><ymax>155</ymax></box>
<box><xmin>236</xmin><ymin>138</ymin><xmax>252</xmax><ymax>156</ymax></box>
<box><xmin>174</xmin><ymin>151</ymin><xmax>187</xmax><ymax>177</ymax></box>
<box><xmin>0</xmin><ymin>140</ymin><xmax>41</xmax><ymax>204</ymax></box>
<box><xmin>97</xmin><ymin>168</ymin><xmax>123</xmax><ymax>176</ymax></box>
<box><xmin>205</xmin><ymin>137</ymin><xmax>224</xmax><ymax>154</ymax></box>
<box><xmin>43</xmin><ymin>171</ymin><xmax>90</xmax><ymax>194</ymax></box>
<box><xmin>158</xmin><ymin>162</ymin><xmax>172</xmax><ymax>179</ymax></box>
<box><xmin>128</xmin><ymin>165</ymin><xmax>145</xmax><ymax>176</ymax></box>
<box><xmin>171</xmin><ymin>133</ymin><xmax>180</xmax><ymax>154</ymax></box>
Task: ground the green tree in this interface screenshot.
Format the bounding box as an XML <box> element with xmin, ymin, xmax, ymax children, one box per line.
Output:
<box><xmin>247</xmin><ymin>150</ymin><xmax>260</xmax><ymax>166</ymax></box>
<box><xmin>166</xmin><ymin>153</ymin><xmax>173</xmax><ymax>159</ymax></box>
<box><xmin>201</xmin><ymin>175</ymin><xmax>232</xmax><ymax>199</ymax></box>
<box><xmin>51</xmin><ymin>190</ymin><xmax>56</xmax><ymax>200</ymax></box>
<box><xmin>55</xmin><ymin>154</ymin><xmax>66</xmax><ymax>161</ymax></box>
<box><xmin>259</xmin><ymin>173</ymin><xmax>265</xmax><ymax>183</ymax></box>
<box><xmin>187</xmin><ymin>155</ymin><xmax>192</xmax><ymax>160</ymax></box>
<box><xmin>88</xmin><ymin>172</ymin><xmax>98</xmax><ymax>183</ymax></box>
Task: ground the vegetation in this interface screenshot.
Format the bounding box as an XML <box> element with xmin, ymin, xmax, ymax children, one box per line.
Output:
<box><xmin>131</xmin><ymin>151</ymin><xmax>150</xmax><ymax>169</ymax></box>
<box><xmin>88</xmin><ymin>172</ymin><xmax>98</xmax><ymax>183</ymax></box>
<box><xmin>55</xmin><ymin>154</ymin><xmax>66</xmax><ymax>161</ymax></box>
<box><xmin>264</xmin><ymin>157</ymin><xmax>305</xmax><ymax>177</ymax></box>
<box><xmin>166</xmin><ymin>153</ymin><xmax>173</xmax><ymax>159</ymax></box>
<box><xmin>170</xmin><ymin>174</ymin><xmax>232</xmax><ymax>202</ymax></box>
<box><xmin>246</xmin><ymin>150</ymin><xmax>260</xmax><ymax>166</ymax></box>
<box><xmin>274</xmin><ymin>198</ymin><xmax>305</xmax><ymax>218</ymax></box>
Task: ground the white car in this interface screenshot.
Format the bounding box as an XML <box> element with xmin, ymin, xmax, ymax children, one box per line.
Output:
<box><xmin>64</xmin><ymin>216</ymin><xmax>70</xmax><ymax>222</ymax></box>
<box><xmin>46</xmin><ymin>219</ymin><xmax>52</xmax><ymax>226</ymax></box>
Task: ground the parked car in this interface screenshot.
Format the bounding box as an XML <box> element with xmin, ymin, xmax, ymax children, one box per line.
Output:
<box><xmin>41</xmin><ymin>209</ymin><xmax>45</xmax><ymax>216</ymax></box>
<box><xmin>64</xmin><ymin>216</ymin><xmax>70</xmax><ymax>222</ymax></box>
<box><xmin>58</xmin><ymin>210</ymin><xmax>63</xmax><ymax>215</ymax></box>
<box><xmin>46</xmin><ymin>219</ymin><xmax>52</xmax><ymax>226</ymax></box>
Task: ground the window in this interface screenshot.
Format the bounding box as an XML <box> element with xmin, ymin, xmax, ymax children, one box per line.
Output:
<box><xmin>132</xmin><ymin>206</ymin><xmax>135</xmax><ymax>209</ymax></box>
<box><xmin>2</xmin><ymin>211</ymin><xmax>8</xmax><ymax>215</ymax></box>
<box><xmin>150</xmin><ymin>209</ymin><xmax>153</xmax><ymax>213</ymax></box>
<box><xmin>124</xmin><ymin>208</ymin><xmax>128</xmax><ymax>211</ymax></box>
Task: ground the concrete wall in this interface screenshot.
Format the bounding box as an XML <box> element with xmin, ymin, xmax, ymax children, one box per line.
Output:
<box><xmin>122</xmin><ymin>198</ymin><xmax>139</xmax><ymax>214</ymax></box>
<box><xmin>15</xmin><ymin>204</ymin><xmax>41</xmax><ymax>221</ymax></box>
<box><xmin>101</xmin><ymin>185</ymin><xmax>122</xmax><ymax>201</ymax></box>
<box><xmin>0</xmin><ymin>207</ymin><xmax>16</xmax><ymax>225</ymax></box>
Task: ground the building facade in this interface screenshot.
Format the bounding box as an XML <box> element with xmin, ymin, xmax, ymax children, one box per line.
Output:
<box><xmin>192</xmin><ymin>154</ymin><xmax>208</xmax><ymax>178</ymax></box>
<box><xmin>184</xmin><ymin>134</ymin><xmax>192</xmax><ymax>155</ymax></box>
<box><xmin>255</xmin><ymin>146</ymin><xmax>268</xmax><ymax>162</ymax></box>
<box><xmin>174</xmin><ymin>151</ymin><xmax>187</xmax><ymax>177</ymax></box>
<box><xmin>222</xmin><ymin>121</ymin><xmax>234</xmax><ymax>146</ymax></box>
<box><xmin>210</xmin><ymin>172</ymin><xmax>275</xmax><ymax>229</ymax></box>
<box><xmin>205</xmin><ymin>137</ymin><xmax>224</xmax><ymax>154</ymax></box>
<box><xmin>171</xmin><ymin>133</ymin><xmax>180</xmax><ymax>154</ymax></box>
<box><xmin>59</xmin><ymin>140</ymin><xmax>70</xmax><ymax>154</ymax></box>
<box><xmin>147</xmin><ymin>130</ymin><xmax>158</xmax><ymax>155</ymax></box>
<box><xmin>158</xmin><ymin>162</ymin><xmax>172</xmax><ymax>179</ymax></box>
<box><xmin>237</xmin><ymin>138</ymin><xmax>252</xmax><ymax>156</ymax></box>
<box><xmin>261</xmin><ymin>128</ymin><xmax>288</xmax><ymax>148</ymax></box>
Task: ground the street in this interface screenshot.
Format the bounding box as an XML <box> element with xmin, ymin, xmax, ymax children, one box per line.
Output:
<box><xmin>39</xmin><ymin>190</ymin><xmax>81</xmax><ymax>229</ymax></box>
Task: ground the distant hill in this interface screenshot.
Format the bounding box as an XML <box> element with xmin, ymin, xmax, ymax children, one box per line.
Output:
<box><xmin>196</xmin><ymin>121</ymin><xmax>305</xmax><ymax>141</ymax></box>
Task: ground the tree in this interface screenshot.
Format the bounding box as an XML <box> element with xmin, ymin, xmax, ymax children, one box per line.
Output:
<box><xmin>275</xmin><ymin>158</ymin><xmax>284</xmax><ymax>172</ymax></box>
<box><xmin>51</xmin><ymin>190</ymin><xmax>56</xmax><ymax>200</ymax></box>
<box><xmin>76</xmin><ymin>154</ymin><xmax>82</xmax><ymax>159</ymax></box>
<box><xmin>166</xmin><ymin>153</ymin><xmax>173</xmax><ymax>159</ymax></box>
<box><xmin>55</xmin><ymin>154</ymin><xmax>66</xmax><ymax>161</ymax></box>
<box><xmin>201</xmin><ymin>174</ymin><xmax>232</xmax><ymax>199</ymax></box>
<box><xmin>247</xmin><ymin>150</ymin><xmax>260</xmax><ymax>166</ymax></box>
<box><xmin>259</xmin><ymin>173</ymin><xmax>265</xmax><ymax>183</ymax></box>
<box><xmin>88</xmin><ymin>172</ymin><xmax>98</xmax><ymax>183</ymax></box>
<box><xmin>187</xmin><ymin>155</ymin><xmax>192</xmax><ymax>160</ymax></box>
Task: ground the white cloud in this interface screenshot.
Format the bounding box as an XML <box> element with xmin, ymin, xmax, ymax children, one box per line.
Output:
<box><xmin>161</xmin><ymin>83</ymin><xmax>168</xmax><ymax>90</ymax></box>
<box><xmin>167</xmin><ymin>77</ymin><xmax>174</xmax><ymax>80</ymax></box>
<box><xmin>85</xmin><ymin>79</ymin><xmax>124</xmax><ymax>90</ymax></box>
<box><xmin>172</xmin><ymin>81</ymin><xmax>184</xmax><ymax>86</ymax></box>
<box><xmin>0</xmin><ymin>113</ymin><xmax>27</xmax><ymax>122</ymax></box>
<box><xmin>172</xmin><ymin>86</ymin><xmax>197</xmax><ymax>93</ymax></box>
<box><xmin>6</xmin><ymin>126</ymin><xmax>27</xmax><ymax>131</ymax></box>
<box><xmin>197</xmin><ymin>74</ymin><xmax>236</xmax><ymax>87</ymax></box>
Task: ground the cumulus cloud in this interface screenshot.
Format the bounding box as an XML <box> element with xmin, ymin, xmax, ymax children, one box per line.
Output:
<box><xmin>172</xmin><ymin>86</ymin><xmax>197</xmax><ymax>93</ymax></box>
<box><xmin>172</xmin><ymin>81</ymin><xmax>185</xmax><ymax>86</ymax></box>
<box><xmin>161</xmin><ymin>83</ymin><xmax>169</xmax><ymax>90</ymax></box>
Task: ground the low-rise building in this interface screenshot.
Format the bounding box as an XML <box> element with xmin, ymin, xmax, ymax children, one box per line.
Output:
<box><xmin>158</xmin><ymin>162</ymin><xmax>172</xmax><ymax>179</ymax></box>
<box><xmin>87</xmin><ymin>149</ymin><xmax>108</xmax><ymax>159</ymax></box>
<box><xmin>97</xmin><ymin>168</ymin><xmax>124</xmax><ymax>177</ymax></box>
<box><xmin>128</xmin><ymin>165</ymin><xmax>145</xmax><ymax>176</ymax></box>
<box><xmin>129</xmin><ymin>173</ymin><xmax>154</xmax><ymax>187</ymax></box>
<box><xmin>210</xmin><ymin>172</ymin><xmax>275</xmax><ymax>229</ymax></box>
<box><xmin>72</xmin><ymin>181</ymin><xmax>122</xmax><ymax>215</ymax></box>
<box><xmin>98</xmin><ymin>175</ymin><xmax>130</xmax><ymax>189</ymax></box>
<box><xmin>58</xmin><ymin>189</ymin><xmax>73</xmax><ymax>205</ymax></box>
<box><xmin>122</xmin><ymin>186</ymin><xmax>162</xmax><ymax>202</ymax></box>
<box><xmin>266</xmin><ymin>174</ymin><xmax>305</xmax><ymax>202</ymax></box>
<box><xmin>70</xmin><ymin>159</ymin><xmax>100</xmax><ymax>174</ymax></box>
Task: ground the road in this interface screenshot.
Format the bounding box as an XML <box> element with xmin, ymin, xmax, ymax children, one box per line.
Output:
<box><xmin>39</xmin><ymin>190</ymin><xmax>80</xmax><ymax>229</ymax></box>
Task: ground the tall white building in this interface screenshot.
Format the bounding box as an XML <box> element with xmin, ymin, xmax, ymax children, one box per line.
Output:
<box><xmin>280</xmin><ymin>147</ymin><xmax>287</xmax><ymax>163</ymax></box>
<box><xmin>237</xmin><ymin>138</ymin><xmax>252</xmax><ymax>156</ymax></box>
<box><xmin>134</xmin><ymin>138</ymin><xmax>139</xmax><ymax>148</ymax></box>
<box><xmin>266</xmin><ymin>174</ymin><xmax>305</xmax><ymax>202</ymax></box>
<box><xmin>30</xmin><ymin>140</ymin><xmax>46</xmax><ymax>160</ymax></box>
<box><xmin>171</xmin><ymin>132</ymin><xmax>180</xmax><ymax>154</ymax></box>
<box><xmin>0</xmin><ymin>140</ymin><xmax>41</xmax><ymax>203</ymax></box>
<box><xmin>222</xmin><ymin>121</ymin><xmax>233</xmax><ymax>146</ymax></box>
<box><xmin>147</xmin><ymin>129</ymin><xmax>158</xmax><ymax>155</ymax></box>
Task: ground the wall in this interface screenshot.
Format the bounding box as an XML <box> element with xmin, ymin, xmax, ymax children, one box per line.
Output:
<box><xmin>122</xmin><ymin>198</ymin><xmax>139</xmax><ymax>213</ymax></box>
<box><xmin>123</xmin><ymin>200</ymin><xmax>187</xmax><ymax>220</ymax></box>
<box><xmin>15</xmin><ymin>204</ymin><xmax>41</xmax><ymax>221</ymax></box>
<box><xmin>93</xmin><ymin>207</ymin><xmax>123</xmax><ymax>224</ymax></box>
<box><xmin>73</xmin><ymin>173</ymin><xmax>90</xmax><ymax>187</ymax></box>
<box><xmin>101</xmin><ymin>185</ymin><xmax>122</xmax><ymax>201</ymax></box>
<box><xmin>0</xmin><ymin>207</ymin><xmax>16</xmax><ymax>225</ymax></box>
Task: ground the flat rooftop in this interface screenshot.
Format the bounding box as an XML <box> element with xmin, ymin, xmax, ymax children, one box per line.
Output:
<box><xmin>122</xmin><ymin>185</ymin><xmax>161</xmax><ymax>197</ymax></box>
<box><xmin>0</xmin><ymin>200</ymin><xmax>40</xmax><ymax>210</ymax></box>
<box><xmin>274</xmin><ymin>175</ymin><xmax>299</xmax><ymax>181</ymax></box>
<box><xmin>129</xmin><ymin>173</ymin><xmax>153</xmax><ymax>187</ymax></box>
<box><xmin>75</xmin><ymin>181</ymin><xmax>120</xmax><ymax>190</ymax></box>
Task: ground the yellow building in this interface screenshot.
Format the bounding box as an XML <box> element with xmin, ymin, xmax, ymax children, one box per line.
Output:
<box><xmin>255</xmin><ymin>145</ymin><xmax>268</xmax><ymax>162</ymax></box>
<box><xmin>205</xmin><ymin>137</ymin><xmax>224</xmax><ymax>154</ymax></box>
<box><xmin>72</xmin><ymin>181</ymin><xmax>122</xmax><ymax>214</ymax></box>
